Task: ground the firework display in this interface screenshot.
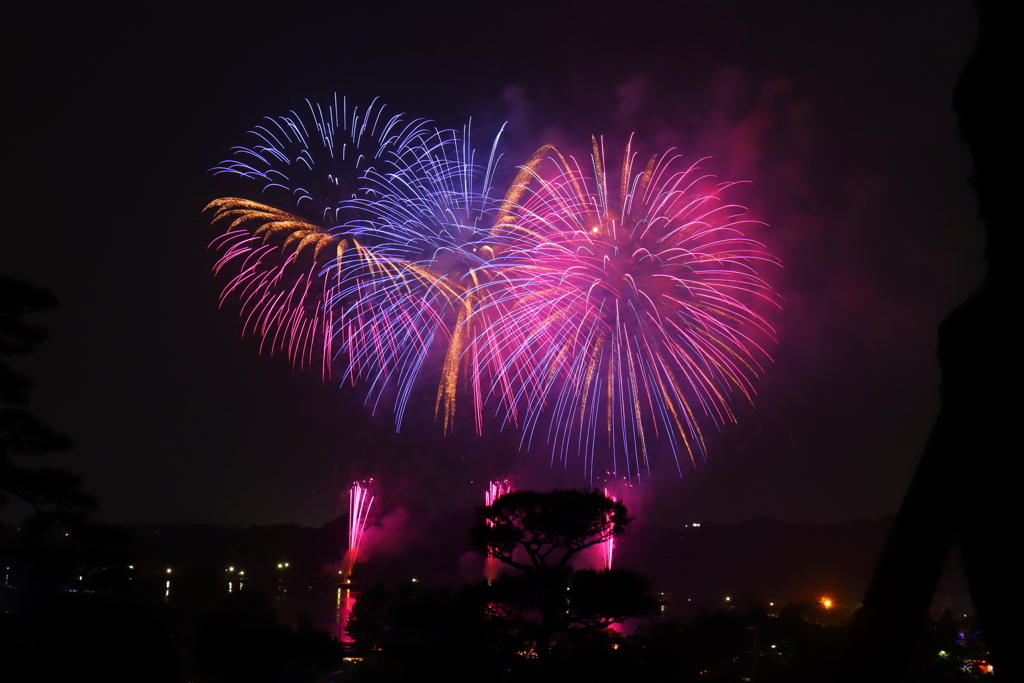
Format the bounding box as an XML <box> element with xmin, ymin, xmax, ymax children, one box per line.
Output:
<box><xmin>485</xmin><ymin>479</ymin><xmax>514</xmax><ymax>509</ymax></box>
<box><xmin>479</xmin><ymin>138</ymin><xmax>778</xmax><ymax>477</ymax></box>
<box><xmin>208</xmin><ymin>98</ymin><xmax>510</xmax><ymax>431</ymax></box>
<box><xmin>346</xmin><ymin>480</ymin><xmax>375</xmax><ymax>577</ymax></box>
<box><xmin>336</xmin><ymin>123</ymin><xmax>508</xmax><ymax>432</ymax></box>
<box><xmin>483</xmin><ymin>479</ymin><xmax>514</xmax><ymax>581</ymax></box>
<box><xmin>600</xmin><ymin>488</ymin><xmax>616</xmax><ymax>570</ymax></box>
<box><xmin>208</xmin><ymin>97</ymin><xmax>779</xmax><ymax>478</ymax></box>
<box><xmin>208</xmin><ymin>96</ymin><xmax>430</xmax><ymax>381</ymax></box>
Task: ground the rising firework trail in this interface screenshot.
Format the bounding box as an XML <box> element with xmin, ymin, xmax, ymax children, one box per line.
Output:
<box><xmin>483</xmin><ymin>479</ymin><xmax>514</xmax><ymax>582</ymax></box>
<box><xmin>475</xmin><ymin>137</ymin><xmax>780</xmax><ymax>479</ymax></box>
<box><xmin>485</xmin><ymin>479</ymin><xmax>513</xmax><ymax>508</ymax></box>
<box><xmin>345</xmin><ymin>480</ymin><xmax>375</xmax><ymax>578</ymax></box>
<box><xmin>600</xmin><ymin>488</ymin><xmax>616</xmax><ymax>570</ymax></box>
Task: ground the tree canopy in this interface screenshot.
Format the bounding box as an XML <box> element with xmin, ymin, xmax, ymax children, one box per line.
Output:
<box><xmin>1</xmin><ymin>276</ymin><xmax>88</xmax><ymax>513</ymax></box>
<box><xmin>1</xmin><ymin>276</ymin><xmax>113</xmax><ymax>594</ymax></box>
<box><xmin>469</xmin><ymin>488</ymin><xmax>629</xmax><ymax>570</ymax></box>
<box><xmin>467</xmin><ymin>488</ymin><xmax>656</xmax><ymax>657</ymax></box>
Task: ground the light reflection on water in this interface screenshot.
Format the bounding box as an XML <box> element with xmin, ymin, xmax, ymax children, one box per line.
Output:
<box><xmin>236</xmin><ymin>577</ymin><xmax>361</xmax><ymax>641</ymax></box>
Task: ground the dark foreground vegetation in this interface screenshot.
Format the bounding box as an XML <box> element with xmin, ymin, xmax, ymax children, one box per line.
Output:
<box><xmin>0</xmin><ymin>575</ymin><xmax>342</xmax><ymax>682</ymax></box>
<box><xmin>0</xmin><ymin>577</ymin><xmax>992</xmax><ymax>683</ymax></box>
<box><xmin>343</xmin><ymin>593</ymin><xmax>990</xmax><ymax>683</ymax></box>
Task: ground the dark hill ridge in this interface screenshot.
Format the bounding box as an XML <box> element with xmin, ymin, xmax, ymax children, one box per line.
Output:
<box><xmin>132</xmin><ymin>512</ymin><xmax>969</xmax><ymax>613</ymax></box>
<box><xmin>134</xmin><ymin>520</ymin><xmax>346</xmax><ymax>575</ymax></box>
<box><xmin>620</xmin><ymin>516</ymin><xmax>899</xmax><ymax>612</ymax></box>
<box><xmin>133</xmin><ymin>507</ymin><xmax>478</xmax><ymax>588</ymax></box>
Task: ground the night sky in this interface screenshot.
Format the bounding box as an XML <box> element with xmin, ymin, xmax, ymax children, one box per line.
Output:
<box><xmin>3</xmin><ymin>1</ymin><xmax>982</xmax><ymax>529</ymax></box>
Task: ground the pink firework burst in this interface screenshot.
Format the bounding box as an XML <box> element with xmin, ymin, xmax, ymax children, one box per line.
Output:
<box><xmin>476</xmin><ymin>137</ymin><xmax>780</xmax><ymax>479</ymax></box>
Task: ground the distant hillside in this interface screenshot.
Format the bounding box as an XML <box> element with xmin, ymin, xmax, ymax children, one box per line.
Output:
<box><xmin>133</xmin><ymin>506</ymin><xmax>479</xmax><ymax>587</ymax></box>
<box><xmin>133</xmin><ymin>512</ymin><xmax>970</xmax><ymax>614</ymax></box>
<box><xmin>619</xmin><ymin>515</ymin><xmax>970</xmax><ymax>616</ymax></box>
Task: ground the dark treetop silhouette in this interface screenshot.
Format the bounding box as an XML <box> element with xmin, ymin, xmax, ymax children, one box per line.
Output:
<box><xmin>470</xmin><ymin>488</ymin><xmax>629</xmax><ymax>571</ymax></box>
<box><xmin>471</xmin><ymin>489</ymin><xmax>658</xmax><ymax>657</ymax></box>
<box><xmin>0</xmin><ymin>277</ymin><xmax>97</xmax><ymax>579</ymax></box>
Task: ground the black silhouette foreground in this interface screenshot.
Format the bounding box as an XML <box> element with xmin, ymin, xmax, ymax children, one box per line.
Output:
<box><xmin>840</xmin><ymin>2</ymin><xmax>1018</xmax><ymax>680</ymax></box>
<box><xmin>470</xmin><ymin>489</ymin><xmax>660</xmax><ymax>656</ymax></box>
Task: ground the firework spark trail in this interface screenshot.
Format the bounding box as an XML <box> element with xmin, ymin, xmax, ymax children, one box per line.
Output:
<box><xmin>330</xmin><ymin>123</ymin><xmax>510</xmax><ymax>432</ymax></box>
<box><xmin>485</xmin><ymin>479</ymin><xmax>514</xmax><ymax>509</ymax></box>
<box><xmin>474</xmin><ymin>137</ymin><xmax>780</xmax><ymax>480</ymax></box>
<box><xmin>206</xmin><ymin>96</ymin><xmax>430</xmax><ymax>379</ymax></box>
<box><xmin>484</xmin><ymin>479</ymin><xmax>513</xmax><ymax>581</ymax></box>
<box><xmin>208</xmin><ymin>98</ymin><xmax>780</xmax><ymax>478</ymax></box>
<box><xmin>601</xmin><ymin>488</ymin><xmax>616</xmax><ymax>570</ymax></box>
<box><xmin>346</xmin><ymin>480</ymin><xmax>375</xmax><ymax>578</ymax></box>
<box><xmin>208</xmin><ymin>99</ymin><xmax>511</xmax><ymax>430</ymax></box>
